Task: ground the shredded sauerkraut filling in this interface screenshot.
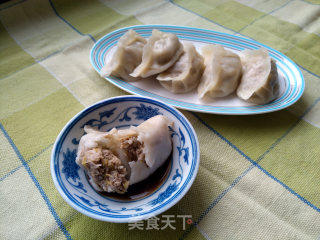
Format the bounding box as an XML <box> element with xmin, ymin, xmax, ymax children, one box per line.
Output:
<box><xmin>82</xmin><ymin>148</ymin><xmax>129</xmax><ymax>193</ymax></box>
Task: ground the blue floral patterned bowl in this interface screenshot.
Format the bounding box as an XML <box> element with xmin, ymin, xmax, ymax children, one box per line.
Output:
<box><xmin>51</xmin><ymin>95</ymin><xmax>199</xmax><ymax>222</ymax></box>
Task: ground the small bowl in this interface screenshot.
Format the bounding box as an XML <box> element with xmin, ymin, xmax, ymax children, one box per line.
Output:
<box><xmin>51</xmin><ymin>95</ymin><xmax>200</xmax><ymax>222</ymax></box>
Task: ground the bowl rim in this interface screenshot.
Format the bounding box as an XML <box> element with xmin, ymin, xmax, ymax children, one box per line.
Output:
<box><xmin>51</xmin><ymin>95</ymin><xmax>200</xmax><ymax>222</ymax></box>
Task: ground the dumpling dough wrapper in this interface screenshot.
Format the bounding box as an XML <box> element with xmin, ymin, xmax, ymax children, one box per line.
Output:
<box><xmin>197</xmin><ymin>45</ymin><xmax>242</xmax><ymax>99</ymax></box>
<box><xmin>100</xmin><ymin>29</ymin><xmax>147</xmax><ymax>82</ymax></box>
<box><xmin>76</xmin><ymin>115</ymin><xmax>173</xmax><ymax>193</ymax></box>
<box><xmin>130</xmin><ymin>29</ymin><xmax>184</xmax><ymax>78</ymax></box>
<box><xmin>157</xmin><ymin>43</ymin><xmax>204</xmax><ymax>93</ymax></box>
<box><xmin>237</xmin><ymin>48</ymin><xmax>279</xmax><ymax>104</ymax></box>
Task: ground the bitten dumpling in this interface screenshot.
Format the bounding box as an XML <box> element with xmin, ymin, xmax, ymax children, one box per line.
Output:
<box><xmin>76</xmin><ymin>115</ymin><xmax>173</xmax><ymax>193</ymax></box>
<box><xmin>237</xmin><ymin>48</ymin><xmax>279</xmax><ymax>104</ymax></box>
<box><xmin>130</xmin><ymin>29</ymin><xmax>184</xmax><ymax>78</ymax></box>
<box><xmin>197</xmin><ymin>45</ymin><xmax>242</xmax><ymax>99</ymax></box>
<box><xmin>156</xmin><ymin>43</ymin><xmax>204</xmax><ymax>93</ymax></box>
<box><xmin>100</xmin><ymin>29</ymin><xmax>147</xmax><ymax>82</ymax></box>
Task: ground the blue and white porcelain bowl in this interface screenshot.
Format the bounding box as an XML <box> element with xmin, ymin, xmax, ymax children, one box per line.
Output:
<box><xmin>51</xmin><ymin>95</ymin><xmax>200</xmax><ymax>222</ymax></box>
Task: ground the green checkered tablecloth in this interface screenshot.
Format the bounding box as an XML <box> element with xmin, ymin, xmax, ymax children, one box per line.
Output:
<box><xmin>1</xmin><ymin>0</ymin><xmax>320</xmax><ymax>239</ymax></box>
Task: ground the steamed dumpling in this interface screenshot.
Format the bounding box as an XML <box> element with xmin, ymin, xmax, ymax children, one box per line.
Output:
<box><xmin>130</xmin><ymin>29</ymin><xmax>184</xmax><ymax>78</ymax></box>
<box><xmin>76</xmin><ymin>115</ymin><xmax>173</xmax><ymax>193</ymax></box>
<box><xmin>237</xmin><ymin>48</ymin><xmax>279</xmax><ymax>104</ymax></box>
<box><xmin>156</xmin><ymin>43</ymin><xmax>204</xmax><ymax>93</ymax></box>
<box><xmin>100</xmin><ymin>29</ymin><xmax>147</xmax><ymax>82</ymax></box>
<box><xmin>197</xmin><ymin>45</ymin><xmax>242</xmax><ymax>99</ymax></box>
<box><xmin>128</xmin><ymin>115</ymin><xmax>173</xmax><ymax>184</ymax></box>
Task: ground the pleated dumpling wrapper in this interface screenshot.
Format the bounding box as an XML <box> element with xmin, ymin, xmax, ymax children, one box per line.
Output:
<box><xmin>236</xmin><ymin>48</ymin><xmax>279</xmax><ymax>104</ymax></box>
<box><xmin>76</xmin><ymin>115</ymin><xmax>173</xmax><ymax>193</ymax></box>
<box><xmin>197</xmin><ymin>45</ymin><xmax>242</xmax><ymax>99</ymax></box>
<box><xmin>100</xmin><ymin>29</ymin><xmax>147</xmax><ymax>82</ymax></box>
<box><xmin>157</xmin><ymin>43</ymin><xmax>205</xmax><ymax>93</ymax></box>
<box><xmin>130</xmin><ymin>29</ymin><xmax>184</xmax><ymax>78</ymax></box>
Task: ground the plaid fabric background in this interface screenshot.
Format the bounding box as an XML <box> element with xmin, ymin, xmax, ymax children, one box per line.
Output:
<box><xmin>1</xmin><ymin>0</ymin><xmax>320</xmax><ymax>239</ymax></box>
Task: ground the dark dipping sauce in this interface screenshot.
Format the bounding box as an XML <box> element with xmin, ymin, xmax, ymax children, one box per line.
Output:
<box><xmin>99</xmin><ymin>153</ymin><xmax>172</xmax><ymax>201</ymax></box>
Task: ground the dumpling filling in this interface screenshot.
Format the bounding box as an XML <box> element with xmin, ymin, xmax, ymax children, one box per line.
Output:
<box><xmin>120</xmin><ymin>136</ymin><xmax>145</xmax><ymax>163</ymax></box>
<box><xmin>82</xmin><ymin>148</ymin><xmax>128</xmax><ymax>193</ymax></box>
<box><xmin>76</xmin><ymin>115</ymin><xmax>173</xmax><ymax>193</ymax></box>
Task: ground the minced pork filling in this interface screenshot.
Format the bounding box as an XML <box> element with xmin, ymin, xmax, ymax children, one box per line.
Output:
<box><xmin>120</xmin><ymin>136</ymin><xmax>145</xmax><ymax>163</ymax></box>
<box><xmin>82</xmin><ymin>148</ymin><xmax>128</xmax><ymax>193</ymax></box>
<box><xmin>81</xmin><ymin>137</ymin><xmax>146</xmax><ymax>193</ymax></box>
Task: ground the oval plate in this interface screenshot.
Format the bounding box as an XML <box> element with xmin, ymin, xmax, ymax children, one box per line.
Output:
<box><xmin>90</xmin><ymin>25</ymin><xmax>304</xmax><ymax>115</ymax></box>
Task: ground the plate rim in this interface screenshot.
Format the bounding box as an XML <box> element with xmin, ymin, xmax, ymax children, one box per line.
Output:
<box><xmin>90</xmin><ymin>24</ymin><xmax>305</xmax><ymax>115</ymax></box>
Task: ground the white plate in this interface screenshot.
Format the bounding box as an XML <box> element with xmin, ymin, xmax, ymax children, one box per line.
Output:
<box><xmin>90</xmin><ymin>25</ymin><xmax>304</xmax><ymax>115</ymax></box>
